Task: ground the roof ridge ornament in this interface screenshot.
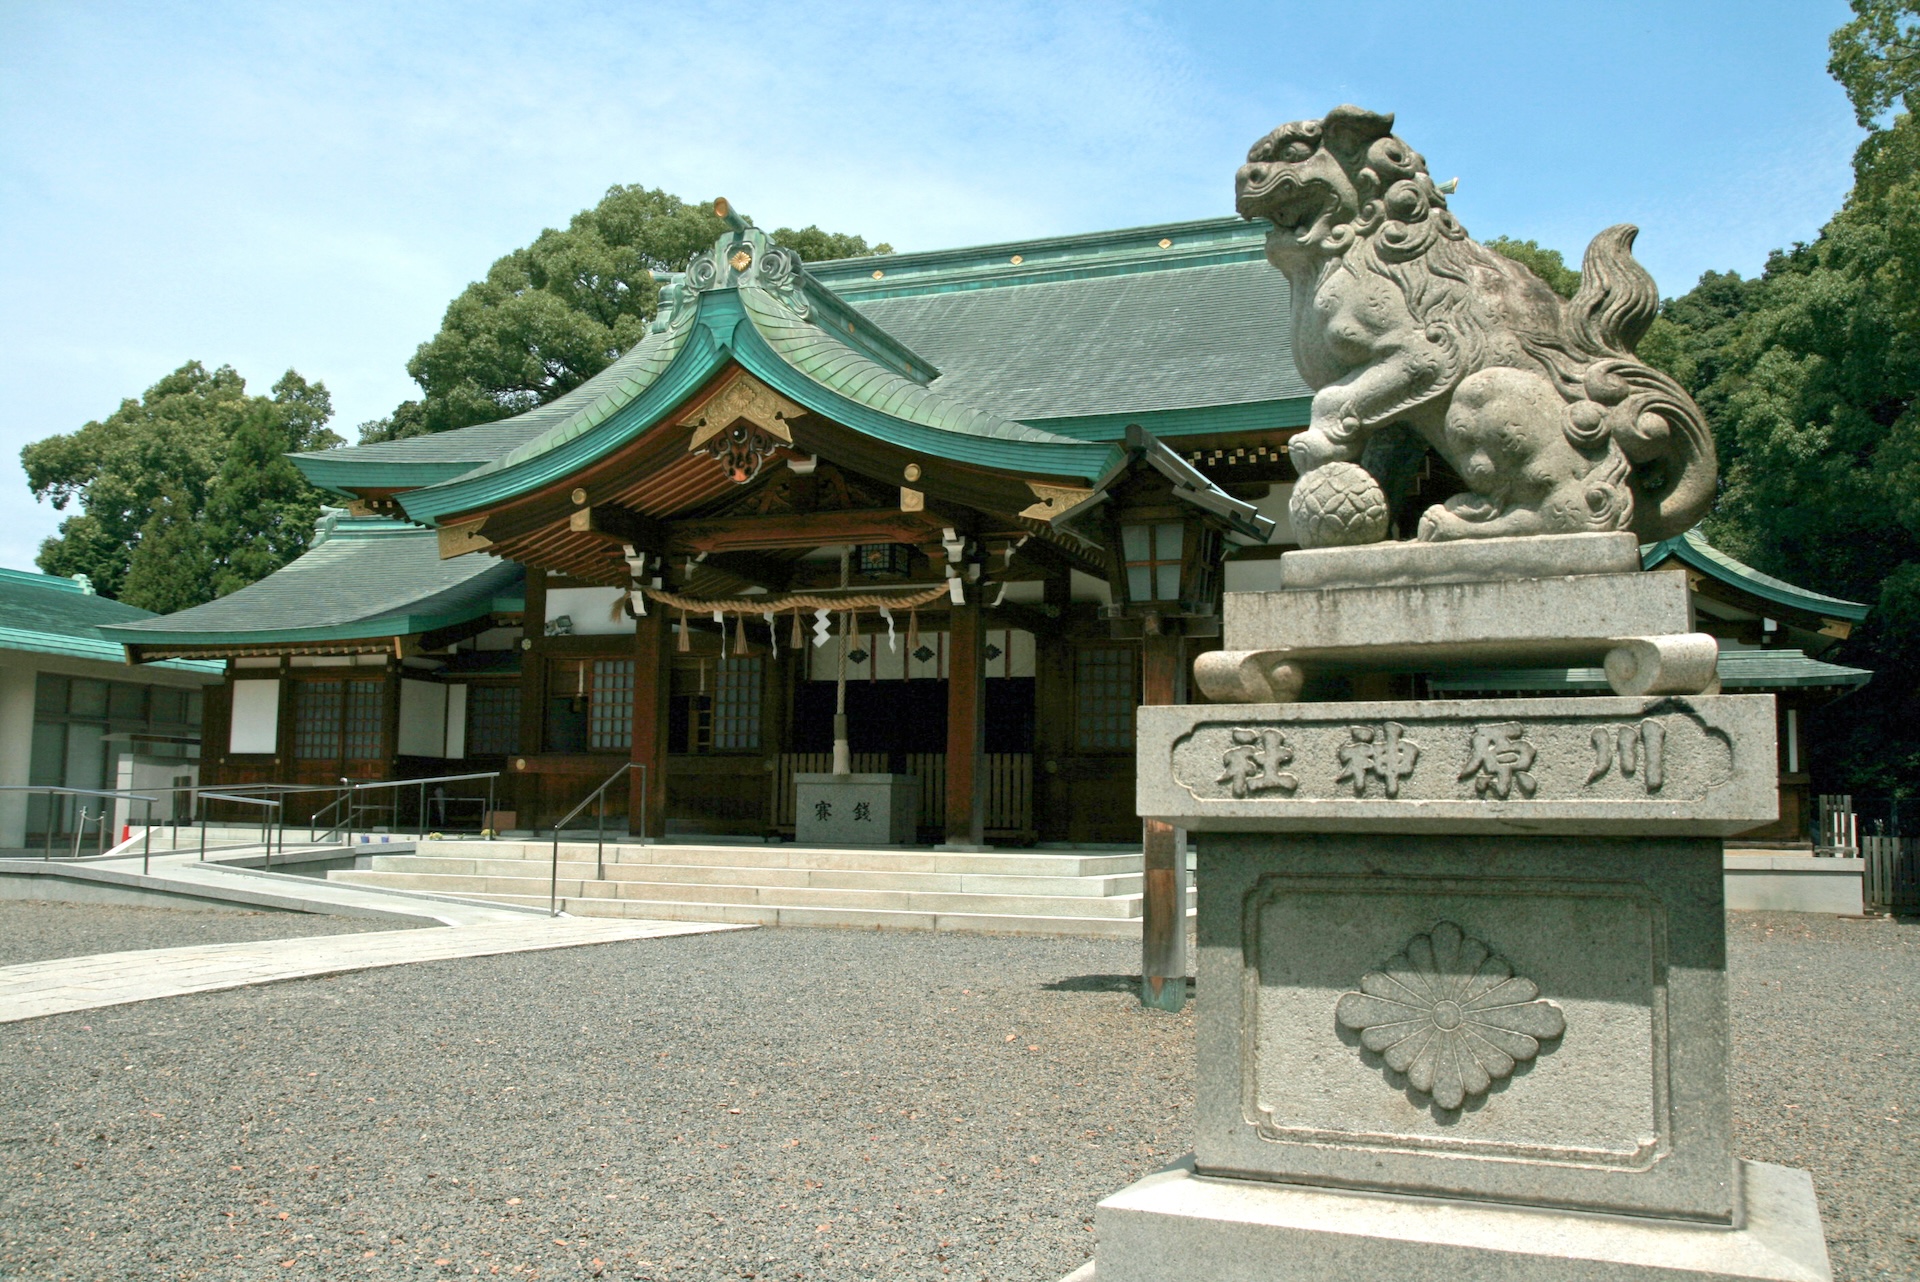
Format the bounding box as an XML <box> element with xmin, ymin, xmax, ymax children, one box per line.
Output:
<box><xmin>655</xmin><ymin>199</ymin><xmax>815</xmax><ymax>330</ymax></box>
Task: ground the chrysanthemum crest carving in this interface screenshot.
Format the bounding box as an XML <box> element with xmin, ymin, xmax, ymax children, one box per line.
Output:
<box><xmin>1334</xmin><ymin>920</ymin><xmax>1564</xmax><ymax>1110</ymax></box>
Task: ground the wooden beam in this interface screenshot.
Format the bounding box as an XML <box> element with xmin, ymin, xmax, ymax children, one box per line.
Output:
<box><xmin>415</xmin><ymin>613</ymin><xmax>500</xmax><ymax>654</ymax></box>
<box><xmin>667</xmin><ymin>508</ymin><xmax>942</xmax><ymax>555</ymax></box>
<box><xmin>1011</xmin><ymin>525</ymin><xmax>1111</xmax><ymax>582</ymax></box>
<box><xmin>701</xmin><ymin>551</ymin><xmax>795</xmax><ymax>593</ymax></box>
<box><xmin>985</xmin><ymin>601</ymin><xmax>1066</xmax><ymax>639</ymax></box>
<box><xmin>568</xmin><ymin>504</ymin><xmax>666</xmax><ymax>551</ymax></box>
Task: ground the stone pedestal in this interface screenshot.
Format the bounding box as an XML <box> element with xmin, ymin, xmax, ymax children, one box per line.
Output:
<box><xmin>1076</xmin><ymin>537</ymin><xmax>1830</xmax><ymax>1282</ymax></box>
<box><xmin>1095</xmin><ymin>1159</ymin><xmax>1832</xmax><ymax>1282</ymax></box>
<box><xmin>794</xmin><ymin>773</ymin><xmax>917</xmax><ymax>845</ymax></box>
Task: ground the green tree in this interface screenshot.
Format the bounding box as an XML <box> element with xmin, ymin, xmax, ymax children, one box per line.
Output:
<box><xmin>25</xmin><ymin>363</ymin><xmax>341</xmax><ymax>610</ymax></box>
<box><xmin>1483</xmin><ymin>236</ymin><xmax>1581</xmax><ymax>299</ymax></box>
<box><xmin>361</xmin><ymin>186</ymin><xmax>890</xmax><ymax>442</ymax></box>
<box><xmin>1645</xmin><ymin>0</ymin><xmax>1920</xmax><ymax>794</ymax></box>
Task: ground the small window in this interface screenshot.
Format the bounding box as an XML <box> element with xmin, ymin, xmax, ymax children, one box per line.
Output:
<box><xmin>108</xmin><ymin>682</ymin><xmax>146</xmax><ymax>721</ymax></box>
<box><xmin>150</xmin><ymin>688</ymin><xmax>187</xmax><ymax>725</ymax></box>
<box><xmin>466</xmin><ymin>685</ymin><xmax>520</xmax><ymax>757</ymax></box>
<box><xmin>1121</xmin><ymin>521</ymin><xmax>1185</xmax><ymax>603</ymax></box>
<box><xmin>711</xmin><ymin>658</ymin><xmax>763</xmax><ymax>751</ymax></box>
<box><xmin>589</xmin><ymin>660</ymin><xmax>634</xmax><ymax>751</ymax></box>
<box><xmin>343</xmin><ymin>681</ymin><xmax>384</xmax><ymax>760</ymax></box>
<box><xmin>68</xmin><ymin>679</ymin><xmax>108</xmax><ymax>719</ymax></box>
<box><xmin>1075</xmin><ymin>646</ymin><xmax>1137</xmax><ymax>751</ymax></box>
<box><xmin>35</xmin><ymin>675</ymin><xmax>68</xmax><ymax>716</ymax></box>
<box><xmin>294</xmin><ymin>681</ymin><xmax>344</xmax><ymax>761</ymax></box>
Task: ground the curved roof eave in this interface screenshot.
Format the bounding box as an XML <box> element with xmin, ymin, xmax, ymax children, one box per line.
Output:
<box><xmin>1643</xmin><ymin>529</ymin><xmax>1871</xmax><ymax>623</ymax></box>
<box><xmin>397</xmin><ymin>318</ymin><xmax>724</xmax><ymax>525</ymax></box>
<box><xmin>399</xmin><ymin>287</ymin><xmax>1117</xmax><ymax>526</ymax></box>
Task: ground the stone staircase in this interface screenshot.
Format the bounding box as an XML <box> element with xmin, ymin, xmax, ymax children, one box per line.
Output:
<box><xmin>327</xmin><ymin>839</ymin><xmax>1187</xmax><ymax>937</ymax></box>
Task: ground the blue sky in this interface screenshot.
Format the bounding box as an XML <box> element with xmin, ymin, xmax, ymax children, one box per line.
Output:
<box><xmin>0</xmin><ymin>0</ymin><xmax>1862</xmax><ymax>577</ymax></box>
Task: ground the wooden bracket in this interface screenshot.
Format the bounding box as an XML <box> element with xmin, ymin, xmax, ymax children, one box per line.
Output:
<box><xmin>438</xmin><ymin>517</ymin><xmax>492</xmax><ymax>559</ymax></box>
<box><xmin>568</xmin><ymin>505</ymin><xmax>667</xmax><ymax>551</ymax></box>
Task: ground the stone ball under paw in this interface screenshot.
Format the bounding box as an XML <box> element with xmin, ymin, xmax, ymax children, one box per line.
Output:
<box><xmin>1291</xmin><ymin>461</ymin><xmax>1390</xmax><ymax>547</ymax></box>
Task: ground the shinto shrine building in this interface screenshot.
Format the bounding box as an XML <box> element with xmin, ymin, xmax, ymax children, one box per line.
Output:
<box><xmin>102</xmin><ymin>211</ymin><xmax>1870</xmax><ymax>847</ymax></box>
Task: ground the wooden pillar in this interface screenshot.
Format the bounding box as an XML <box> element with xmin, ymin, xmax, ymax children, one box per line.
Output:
<box><xmin>629</xmin><ymin>604</ymin><xmax>669</xmax><ymax>838</ymax></box>
<box><xmin>513</xmin><ymin>566</ymin><xmax>546</xmax><ymax>828</ymax></box>
<box><xmin>1032</xmin><ymin>574</ymin><xmax>1072</xmax><ymax>843</ymax></box>
<box><xmin>944</xmin><ymin>596</ymin><xmax>987</xmax><ymax>847</ymax></box>
<box><xmin>380</xmin><ymin>656</ymin><xmax>402</xmax><ymax>783</ymax></box>
<box><xmin>273</xmin><ymin>655</ymin><xmax>295</xmax><ymax>780</ymax></box>
<box><xmin>1140</xmin><ymin>629</ymin><xmax>1187</xmax><ymax>1011</ymax></box>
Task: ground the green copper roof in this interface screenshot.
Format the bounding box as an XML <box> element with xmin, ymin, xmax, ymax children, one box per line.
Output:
<box><xmin>0</xmin><ymin>567</ymin><xmax>219</xmax><ymax>673</ymax></box>
<box><xmin>822</xmin><ymin>219</ymin><xmax>1310</xmax><ymax>432</ymax></box>
<box><xmin>390</xmin><ymin>230</ymin><xmax>1118</xmax><ymax>525</ymax></box>
<box><xmin>738</xmin><ymin>285</ymin><xmax>1095</xmax><ymax>449</ymax></box>
<box><xmin>1642</xmin><ymin>529</ymin><xmax>1871</xmax><ymax>623</ymax></box>
<box><xmin>1428</xmin><ymin>648</ymin><xmax>1872</xmax><ymax>693</ymax></box>
<box><xmin>292</xmin><ymin>216</ymin><xmax>1296</xmax><ymax>501</ymax></box>
<box><xmin>101</xmin><ymin>518</ymin><xmax>522</xmax><ymax>647</ymax></box>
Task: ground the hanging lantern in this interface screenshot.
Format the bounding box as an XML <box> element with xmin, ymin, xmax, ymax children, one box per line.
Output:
<box><xmin>1120</xmin><ymin>520</ymin><xmax>1187</xmax><ymax>605</ymax></box>
<box><xmin>853</xmin><ymin>543</ymin><xmax>915</xmax><ymax>579</ymax></box>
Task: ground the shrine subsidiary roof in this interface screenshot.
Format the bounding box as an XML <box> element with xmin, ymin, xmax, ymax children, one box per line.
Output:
<box><xmin>1642</xmin><ymin>529</ymin><xmax>1871</xmax><ymax>624</ymax></box>
<box><xmin>292</xmin><ymin>215</ymin><xmax>1306</xmax><ymax>509</ymax></box>
<box><xmin>0</xmin><ymin>568</ymin><xmax>219</xmax><ymax>674</ymax></box>
<box><xmin>100</xmin><ymin>516</ymin><xmax>522</xmax><ymax>649</ymax></box>
<box><xmin>1428</xmin><ymin>648</ymin><xmax>1872</xmax><ymax>694</ymax></box>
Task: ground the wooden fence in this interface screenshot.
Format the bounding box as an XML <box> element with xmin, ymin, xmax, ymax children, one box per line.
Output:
<box><xmin>1862</xmin><ymin>836</ymin><xmax>1920</xmax><ymax>915</ymax></box>
<box><xmin>770</xmin><ymin>752</ymin><xmax>1033</xmax><ymax>840</ymax></box>
<box><xmin>1816</xmin><ymin>794</ymin><xmax>1859</xmax><ymax>854</ymax></box>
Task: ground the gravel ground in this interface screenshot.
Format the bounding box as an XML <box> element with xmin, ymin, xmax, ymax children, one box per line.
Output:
<box><xmin>0</xmin><ymin>914</ymin><xmax>1910</xmax><ymax>1282</ymax></box>
<box><xmin>0</xmin><ymin>900</ymin><xmax>427</xmax><ymax>968</ymax></box>
<box><xmin>1728</xmin><ymin>912</ymin><xmax>1919</xmax><ymax>1282</ymax></box>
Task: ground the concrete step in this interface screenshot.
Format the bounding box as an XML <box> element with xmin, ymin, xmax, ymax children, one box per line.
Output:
<box><xmin>416</xmin><ymin>840</ymin><xmax>1142</xmax><ymax>878</ymax></box>
<box><xmin>363</xmin><ymin>854</ymin><xmax>1143</xmax><ymax>897</ymax></box>
<box><xmin>330</xmin><ymin>868</ymin><xmax>1158</xmax><ymax>919</ymax></box>
<box><xmin>444</xmin><ymin>890</ymin><xmax>1178</xmax><ymax>939</ymax></box>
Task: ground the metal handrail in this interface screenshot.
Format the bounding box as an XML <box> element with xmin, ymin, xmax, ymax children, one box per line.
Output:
<box><xmin>548</xmin><ymin>762</ymin><xmax>647</xmax><ymax>917</ymax></box>
<box><xmin>309</xmin><ymin>785</ymin><xmax>353</xmax><ymax>845</ymax></box>
<box><xmin>0</xmin><ymin>784</ymin><xmax>161</xmax><ymax>870</ymax></box>
<box><xmin>195</xmin><ymin>792</ymin><xmax>282</xmax><ymax>866</ymax></box>
<box><xmin>320</xmin><ymin>772</ymin><xmax>500</xmax><ymax>847</ymax></box>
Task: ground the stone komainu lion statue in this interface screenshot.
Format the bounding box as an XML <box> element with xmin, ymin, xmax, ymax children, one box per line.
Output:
<box><xmin>1234</xmin><ymin>105</ymin><xmax>1715</xmax><ymax>543</ymax></box>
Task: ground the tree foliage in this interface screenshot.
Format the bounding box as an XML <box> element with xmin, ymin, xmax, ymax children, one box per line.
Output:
<box><xmin>362</xmin><ymin>187</ymin><xmax>890</xmax><ymax>441</ymax></box>
<box><xmin>1639</xmin><ymin>0</ymin><xmax>1920</xmax><ymax>794</ymax></box>
<box><xmin>24</xmin><ymin>363</ymin><xmax>341</xmax><ymax>611</ymax></box>
<box><xmin>1483</xmin><ymin>236</ymin><xmax>1582</xmax><ymax>299</ymax></box>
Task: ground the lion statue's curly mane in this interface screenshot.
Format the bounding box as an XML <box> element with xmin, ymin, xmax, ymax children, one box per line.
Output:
<box><xmin>1235</xmin><ymin>105</ymin><xmax>1714</xmax><ymax>543</ymax></box>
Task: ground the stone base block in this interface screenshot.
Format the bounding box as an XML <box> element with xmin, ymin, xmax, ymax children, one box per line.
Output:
<box><xmin>1089</xmin><ymin>1159</ymin><xmax>1831</xmax><ymax>1282</ymax></box>
<box><xmin>1724</xmin><ymin>854</ymin><xmax>1864</xmax><ymax>915</ymax></box>
<box><xmin>794</xmin><ymin>773</ymin><xmax>917</xmax><ymax>844</ymax></box>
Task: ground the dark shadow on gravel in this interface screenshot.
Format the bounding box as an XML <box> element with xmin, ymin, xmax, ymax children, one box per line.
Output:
<box><xmin>1040</xmin><ymin>974</ymin><xmax>1194</xmax><ymax>995</ymax></box>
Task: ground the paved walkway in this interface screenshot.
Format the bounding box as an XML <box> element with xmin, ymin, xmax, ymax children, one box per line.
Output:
<box><xmin>126</xmin><ymin>848</ymin><xmax>542</xmax><ymax>925</ymax></box>
<box><xmin>1</xmin><ymin>845</ymin><xmax>549</xmax><ymax>926</ymax></box>
<box><xmin>0</xmin><ymin>917</ymin><xmax>749</xmax><ymax>1023</ymax></box>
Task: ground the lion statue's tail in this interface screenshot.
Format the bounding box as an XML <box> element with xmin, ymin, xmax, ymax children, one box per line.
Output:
<box><xmin>1561</xmin><ymin>225</ymin><xmax>1717</xmax><ymax>542</ymax></box>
